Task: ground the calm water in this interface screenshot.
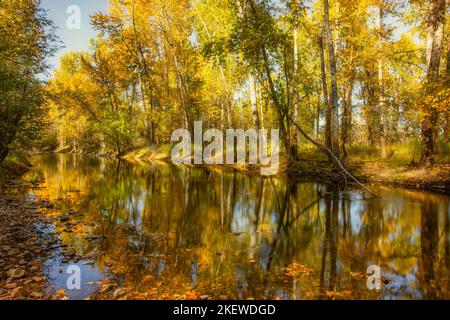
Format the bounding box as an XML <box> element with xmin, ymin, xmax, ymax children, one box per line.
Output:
<box><xmin>29</xmin><ymin>154</ymin><xmax>450</xmax><ymax>300</ymax></box>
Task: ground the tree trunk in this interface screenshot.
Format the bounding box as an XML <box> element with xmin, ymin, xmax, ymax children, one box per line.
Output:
<box><xmin>261</xmin><ymin>45</ymin><xmax>294</xmax><ymax>161</ymax></box>
<box><xmin>291</xmin><ymin>28</ymin><xmax>299</xmax><ymax>158</ymax></box>
<box><xmin>0</xmin><ymin>146</ymin><xmax>9</xmax><ymax>163</ymax></box>
<box><xmin>132</xmin><ymin>0</ymin><xmax>152</xmax><ymax>146</ymax></box>
<box><xmin>421</xmin><ymin>0</ymin><xmax>446</xmax><ymax>165</ymax></box>
<box><xmin>444</xmin><ymin>41</ymin><xmax>450</xmax><ymax>142</ymax></box>
<box><xmin>378</xmin><ymin>6</ymin><xmax>388</xmax><ymax>159</ymax></box>
<box><xmin>323</xmin><ymin>0</ymin><xmax>340</xmax><ymax>159</ymax></box>
<box><xmin>319</xmin><ymin>34</ymin><xmax>331</xmax><ymax>150</ymax></box>
<box><xmin>195</xmin><ymin>8</ymin><xmax>233</xmax><ymax>129</ymax></box>
<box><xmin>249</xmin><ymin>74</ymin><xmax>260</xmax><ymax>130</ymax></box>
<box><xmin>341</xmin><ymin>82</ymin><xmax>353</xmax><ymax>162</ymax></box>
<box><xmin>259</xmin><ymin>85</ymin><xmax>265</xmax><ymax>129</ymax></box>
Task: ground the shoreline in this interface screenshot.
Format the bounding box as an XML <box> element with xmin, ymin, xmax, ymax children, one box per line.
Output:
<box><xmin>0</xmin><ymin>166</ymin><xmax>58</xmax><ymax>300</ymax></box>
<box><xmin>119</xmin><ymin>151</ymin><xmax>450</xmax><ymax>195</ymax></box>
<box><xmin>31</xmin><ymin>151</ymin><xmax>450</xmax><ymax>195</ymax></box>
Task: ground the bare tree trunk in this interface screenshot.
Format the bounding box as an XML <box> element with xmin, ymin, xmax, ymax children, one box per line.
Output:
<box><xmin>341</xmin><ymin>82</ymin><xmax>353</xmax><ymax>162</ymax></box>
<box><xmin>291</xmin><ymin>28</ymin><xmax>299</xmax><ymax>158</ymax></box>
<box><xmin>421</xmin><ymin>0</ymin><xmax>446</xmax><ymax>165</ymax></box>
<box><xmin>259</xmin><ymin>85</ymin><xmax>265</xmax><ymax>129</ymax></box>
<box><xmin>172</xmin><ymin>53</ymin><xmax>189</xmax><ymax>130</ymax></box>
<box><xmin>378</xmin><ymin>5</ymin><xmax>388</xmax><ymax>159</ymax></box>
<box><xmin>316</xmin><ymin>106</ymin><xmax>321</xmax><ymax>140</ymax></box>
<box><xmin>323</xmin><ymin>0</ymin><xmax>340</xmax><ymax>158</ymax></box>
<box><xmin>261</xmin><ymin>45</ymin><xmax>293</xmax><ymax>161</ymax></box>
<box><xmin>249</xmin><ymin>74</ymin><xmax>260</xmax><ymax>129</ymax></box>
<box><xmin>319</xmin><ymin>34</ymin><xmax>331</xmax><ymax>149</ymax></box>
<box><xmin>444</xmin><ymin>42</ymin><xmax>450</xmax><ymax>142</ymax></box>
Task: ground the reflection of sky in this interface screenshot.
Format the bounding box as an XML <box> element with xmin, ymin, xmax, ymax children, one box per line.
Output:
<box><xmin>31</xmin><ymin>154</ymin><xmax>450</xmax><ymax>300</ymax></box>
<box><xmin>350</xmin><ymin>201</ymin><xmax>364</xmax><ymax>234</ymax></box>
<box><xmin>384</xmin><ymin>271</ymin><xmax>422</xmax><ymax>300</ymax></box>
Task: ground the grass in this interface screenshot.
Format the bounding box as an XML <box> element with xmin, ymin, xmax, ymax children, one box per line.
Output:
<box><xmin>287</xmin><ymin>140</ymin><xmax>450</xmax><ymax>192</ymax></box>
<box><xmin>290</xmin><ymin>139</ymin><xmax>449</xmax><ymax>168</ymax></box>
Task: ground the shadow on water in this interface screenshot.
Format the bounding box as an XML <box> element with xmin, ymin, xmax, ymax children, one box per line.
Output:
<box><xmin>29</xmin><ymin>154</ymin><xmax>450</xmax><ymax>300</ymax></box>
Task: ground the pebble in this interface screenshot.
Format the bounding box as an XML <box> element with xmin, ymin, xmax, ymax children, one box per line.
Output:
<box><xmin>113</xmin><ymin>288</ymin><xmax>127</xmax><ymax>299</ymax></box>
<box><xmin>0</xmin><ymin>173</ymin><xmax>59</xmax><ymax>300</ymax></box>
<box><xmin>10</xmin><ymin>287</ymin><xmax>24</xmax><ymax>299</ymax></box>
<box><xmin>7</xmin><ymin>269</ymin><xmax>26</xmax><ymax>279</ymax></box>
<box><xmin>30</xmin><ymin>292</ymin><xmax>44</xmax><ymax>299</ymax></box>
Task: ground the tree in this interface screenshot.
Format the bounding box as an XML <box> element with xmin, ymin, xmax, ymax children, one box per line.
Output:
<box><xmin>0</xmin><ymin>0</ymin><xmax>57</xmax><ymax>162</ymax></box>
<box><xmin>323</xmin><ymin>0</ymin><xmax>340</xmax><ymax>158</ymax></box>
<box><xmin>420</xmin><ymin>0</ymin><xmax>446</xmax><ymax>165</ymax></box>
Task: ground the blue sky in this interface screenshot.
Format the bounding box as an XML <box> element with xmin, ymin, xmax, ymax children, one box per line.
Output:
<box><xmin>40</xmin><ymin>0</ymin><xmax>109</xmax><ymax>74</ymax></box>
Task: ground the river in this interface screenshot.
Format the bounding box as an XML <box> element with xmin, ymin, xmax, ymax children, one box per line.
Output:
<box><xmin>27</xmin><ymin>154</ymin><xmax>450</xmax><ymax>300</ymax></box>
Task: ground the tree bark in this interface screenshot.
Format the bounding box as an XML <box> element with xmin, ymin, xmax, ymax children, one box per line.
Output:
<box><xmin>444</xmin><ymin>41</ymin><xmax>450</xmax><ymax>142</ymax></box>
<box><xmin>421</xmin><ymin>0</ymin><xmax>446</xmax><ymax>165</ymax></box>
<box><xmin>341</xmin><ymin>82</ymin><xmax>353</xmax><ymax>162</ymax></box>
<box><xmin>319</xmin><ymin>33</ymin><xmax>331</xmax><ymax>149</ymax></box>
<box><xmin>291</xmin><ymin>28</ymin><xmax>299</xmax><ymax>158</ymax></box>
<box><xmin>249</xmin><ymin>74</ymin><xmax>260</xmax><ymax>130</ymax></box>
<box><xmin>378</xmin><ymin>5</ymin><xmax>388</xmax><ymax>159</ymax></box>
<box><xmin>261</xmin><ymin>45</ymin><xmax>294</xmax><ymax>161</ymax></box>
<box><xmin>323</xmin><ymin>0</ymin><xmax>340</xmax><ymax>158</ymax></box>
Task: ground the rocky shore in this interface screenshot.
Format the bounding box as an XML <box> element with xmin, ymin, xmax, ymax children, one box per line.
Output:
<box><xmin>0</xmin><ymin>166</ymin><xmax>57</xmax><ymax>300</ymax></box>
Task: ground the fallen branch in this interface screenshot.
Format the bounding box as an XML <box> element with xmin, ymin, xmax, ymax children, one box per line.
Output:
<box><xmin>287</xmin><ymin>114</ymin><xmax>379</xmax><ymax>198</ymax></box>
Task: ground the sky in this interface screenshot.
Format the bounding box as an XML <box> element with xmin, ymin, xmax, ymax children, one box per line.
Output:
<box><xmin>40</xmin><ymin>0</ymin><xmax>109</xmax><ymax>75</ymax></box>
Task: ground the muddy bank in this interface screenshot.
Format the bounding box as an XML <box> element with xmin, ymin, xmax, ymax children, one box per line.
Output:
<box><xmin>0</xmin><ymin>166</ymin><xmax>58</xmax><ymax>300</ymax></box>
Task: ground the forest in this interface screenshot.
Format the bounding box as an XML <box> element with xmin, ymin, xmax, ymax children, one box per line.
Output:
<box><xmin>0</xmin><ymin>0</ymin><xmax>449</xmax><ymax>302</ymax></box>
<box><xmin>1</xmin><ymin>0</ymin><xmax>449</xmax><ymax>176</ymax></box>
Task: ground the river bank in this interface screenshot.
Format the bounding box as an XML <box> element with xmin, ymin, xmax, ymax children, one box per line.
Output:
<box><xmin>287</xmin><ymin>159</ymin><xmax>450</xmax><ymax>194</ymax></box>
<box><xmin>119</xmin><ymin>147</ymin><xmax>450</xmax><ymax>195</ymax></box>
<box><xmin>0</xmin><ymin>165</ymin><xmax>58</xmax><ymax>300</ymax></box>
<box><xmin>28</xmin><ymin>147</ymin><xmax>450</xmax><ymax>194</ymax></box>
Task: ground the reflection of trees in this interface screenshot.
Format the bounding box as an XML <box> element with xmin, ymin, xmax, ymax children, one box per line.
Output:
<box><xmin>420</xmin><ymin>200</ymin><xmax>438</xmax><ymax>299</ymax></box>
<box><xmin>319</xmin><ymin>187</ymin><xmax>339</xmax><ymax>293</ymax></box>
<box><xmin>32</xmin><ymin>154</ymin><xmax>450</xmax><ymax>299</ymax></box>
<box><xmin>265</xmin><ymin>180</ymin><xmax>321</xmax><ymax>274</ymax></box>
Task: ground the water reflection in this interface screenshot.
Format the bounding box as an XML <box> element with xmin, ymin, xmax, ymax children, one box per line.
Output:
<box><xmin>31</xmin><ymin>154</ymin><xmax>450</xmax><ymax>300</ymax></box>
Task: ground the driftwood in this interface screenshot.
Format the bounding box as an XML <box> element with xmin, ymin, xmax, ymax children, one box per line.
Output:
<box><xmin>287</xmin><ymin>114</ymin><xmax>379</xmax><ymax>198</ymax></box>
